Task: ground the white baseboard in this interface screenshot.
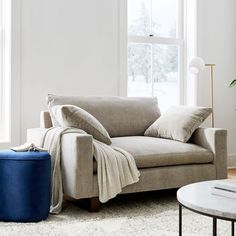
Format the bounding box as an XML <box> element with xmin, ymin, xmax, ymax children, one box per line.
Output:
<box><xmin>228</xmin><ymin>154</ymin><xmax>236</xmax><ymax>168</ymax></box>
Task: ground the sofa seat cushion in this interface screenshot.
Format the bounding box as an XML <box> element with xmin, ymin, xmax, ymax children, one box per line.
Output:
<box><xmin>93</xmin><ymin>136</ymin><xmax>214</xmax><ymax>172</ymax></box>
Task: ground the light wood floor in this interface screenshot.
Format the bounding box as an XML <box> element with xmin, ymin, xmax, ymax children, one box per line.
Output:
<box><xmin>228</xmin><ymin>168</ymin><xmax>236</xmax><ymax>178</ymax></box>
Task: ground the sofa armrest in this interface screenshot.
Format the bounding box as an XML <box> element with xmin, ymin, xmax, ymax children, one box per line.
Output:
<box><xmin>27</xmin><ymin>128</ymin><xmax>47</xmax><ymax>146</ymax></box>
<box><xmin>40</xmin><ymin>111</ymin><xmax>52</xmax><ymax>128</ymax></box>
<box><xmin>190</xmin><ymin>127</ymin><xmax>227</xmax><ymax>179</ymax></box>
<box><xmin>27</xmin><ymin>128</ymin><xmax>94</xmax><ymax>199</ymax></box>
<box><xmin>61</xmin><ymin>133</ymin><xmax>93</xmax><ymax>199</ymax></box>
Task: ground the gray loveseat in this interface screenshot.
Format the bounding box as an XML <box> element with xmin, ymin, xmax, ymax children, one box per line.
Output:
<box><xmin>27</xmin><ymin>96</ymin><xmax>227</xmax><ymax>211</ymax></box>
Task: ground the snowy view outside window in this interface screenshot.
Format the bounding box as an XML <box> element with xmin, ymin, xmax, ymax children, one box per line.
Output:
<box><xmin>128</xmin><ymin>0</ymin><xmax>182</xmax><ymax>112</ymax></box>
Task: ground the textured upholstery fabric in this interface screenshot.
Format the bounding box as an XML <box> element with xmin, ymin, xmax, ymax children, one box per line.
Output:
<box><xmin>92</xmin><ymin>164</ymin><xmax>217</xmax><ymax>196</ymax></box>
<box><xmin>40</xmin><ymin>111</ymin><xmax>52</xmax><ymax>128</ymax></box>
<box><xmin>29</xmin><ymin>116</ymin><xmax>227</xmax><ymax>200</ymax></box>
<box><xmin>27</xmin><ymin>128</ymin><xmax>94</xmax><ymax>199</ymax></box>
<box><xmin>145</xmin><ymin>106</ymin><xmax>212</xmax><ymax>142</ymax></box>
<box><xmin>47</xmin><ymin>95</ymin><xmax>161</xmax><ymax>137</ymax></box>
<box><xmin>52</xmin><ymin>105</ymin><xmax>111</xmax><ymax>145</ymax></box>
<box><xmin>60</xmin><ymin>132</ymin><xmax>94</xmax><ymax>199</ymax></box>
<box><xmin>0</xmin><ymin>150</ymin><xmax>51</xmax><ymax>222</ymax></box>
<box><xmin>27</xmin><ymin>128</ymin><xmax>48</xmax><ymax>146</ymax></box>
<box><xmin>190</xmin><ymin>128</ymin><xmax>227</xmax><ymax>179</ymax></box>
<box><xmin>91</xmin><ymin>136</ymin><xmax>213</xmax><ymax>171</ymax></box>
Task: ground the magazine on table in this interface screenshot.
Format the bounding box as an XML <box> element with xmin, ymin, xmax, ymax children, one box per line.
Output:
<box><xmin>11</xmin><ymin>143</ymin><xmax>47</xmax><ymax>152</ymax></box>
<box><xmin>211</xmin><ymin>179</ymin><xmax>236</xmax><ymax>200</ymax></box>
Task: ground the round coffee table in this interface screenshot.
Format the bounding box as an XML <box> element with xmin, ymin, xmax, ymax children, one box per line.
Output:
<box><xmin>177</xmin><ymin>180</ymin><xmax>236</xmax><ymax>236</ymax></box>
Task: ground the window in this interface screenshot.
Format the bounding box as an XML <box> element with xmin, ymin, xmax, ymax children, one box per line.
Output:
<box><xmin>127</xmin><ymin>0</ymin><xmax>184</xmax><ymax>111</ymax></box>
<box><xmin>0</xmin><ymin>0</ymin><xmax>11</xmax><ymax>142</ymax></box>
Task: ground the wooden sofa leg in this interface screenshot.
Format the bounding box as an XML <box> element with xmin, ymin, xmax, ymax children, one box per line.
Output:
<box><xmin>90</xmin><ymin>197</ymin><xmax>100</xmax><ymax>212</ymax></box>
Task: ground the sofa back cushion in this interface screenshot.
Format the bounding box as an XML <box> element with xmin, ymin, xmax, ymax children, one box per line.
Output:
<box><xmin>47</xmin><ymin>95</ymin><xmax>161</xmax><ymax>137</ymax></box>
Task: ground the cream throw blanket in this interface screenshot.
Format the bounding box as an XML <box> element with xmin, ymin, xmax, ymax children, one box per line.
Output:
<box><xmin>40</xmin><ymin>127</ymin><xmax>140</xmax><ymax>214</ymax></box>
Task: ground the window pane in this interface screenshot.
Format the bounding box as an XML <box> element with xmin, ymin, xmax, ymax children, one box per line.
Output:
<box><xmin>128</xmin><ymin>0</ymin><xmax>151</xmax><ymax>36</ymax></box>
<box><xmin>128</xmin><ymin>0</ymin><xmax>178</xmax><ymax>38</ymax></box>
<box><xmin>128</xmin><ymin>43</ymin><xmax>152</xmax><ymax>96</ymax></box>
<box><xmin>152</xmin><ymin>0</ymin><xmax>177</xmax><ymax>38</ymax></box>
<box><xmin>153</xmin><ymin>45</ymin><xmax>179</xmax><ymax>111</ymax></box>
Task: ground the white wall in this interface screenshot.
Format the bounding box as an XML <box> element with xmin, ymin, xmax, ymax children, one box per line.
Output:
<box><xmin>197</xmin><ymin>0</ymin><xmax>236</xmax><ymax>160</ymax></box>
<box><xmin>10</xmin><ymin>0</ymin><xmax>236</xmax><ymax>161</ymax></box>
<box><xmin>20</xmin><ymin>0</ymin><xmax>120</xmax><ymax>141</ymax></box>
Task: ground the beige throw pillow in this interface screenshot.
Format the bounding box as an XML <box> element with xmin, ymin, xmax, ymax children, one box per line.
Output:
<box><xmin>144</xmin><ymin>106</ymin><xmax>212</xmax><ymax>142</ymax></box>
<box><xmin>52</xmin><ymin>105</ymin><xmax>112</xmax><ymax>145</ymax></box>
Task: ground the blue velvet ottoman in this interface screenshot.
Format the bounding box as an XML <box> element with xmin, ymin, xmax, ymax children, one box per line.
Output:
<box><xmin>0</xmin><ymin>150</ymin><xmax>51</xmax><ymax>222</ymax></box>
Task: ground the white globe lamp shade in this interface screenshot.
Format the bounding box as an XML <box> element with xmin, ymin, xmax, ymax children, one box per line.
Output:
<box><xmin>189</xmin><ymin>57</ymin><xmax>205</xmax><ymax>74</ymax></box>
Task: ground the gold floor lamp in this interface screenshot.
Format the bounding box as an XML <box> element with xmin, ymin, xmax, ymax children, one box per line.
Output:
<box><xmin>189</xmin><ymin>57</ymin><xmax>216</xmax><ymax>127</ymax></box>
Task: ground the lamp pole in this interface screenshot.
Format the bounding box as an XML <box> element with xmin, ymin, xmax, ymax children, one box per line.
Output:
<box><xmin>205</xmin><ymin>64</ymin><xmax>216</xmax><ymax>128</ymax></box>
<box><xmin>189</xmin><ymin>58</ymin><xmax>216</xmax><ymax>128</ymax></box>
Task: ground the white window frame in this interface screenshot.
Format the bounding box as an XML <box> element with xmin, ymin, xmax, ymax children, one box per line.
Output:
<box><xmin>0</xmin><ymin>0</ymin><xmax>11</xmax><ymax>142</ymax></box>
<box><xmin>0</xmin><ymin>0</ymin><xmax>21</xmax><ymax>148</ymax></box>
<box><xmin>119</xmin><ymin>0</ymin><xmax>197</xmax><ymax>106</ymax></box>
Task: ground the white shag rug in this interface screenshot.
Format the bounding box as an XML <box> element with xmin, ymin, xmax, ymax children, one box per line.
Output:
<box><xmin>0</xmin><ymin>190</ymin><xmax>233</xmax><ymax>236</ymax></box>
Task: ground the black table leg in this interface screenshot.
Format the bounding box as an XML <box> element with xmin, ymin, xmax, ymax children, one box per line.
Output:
<box><xmin>213</xmin><ymin>217</ymin><xmax>217</xmax><ymax>236</ymax></box>
<box><xmin>179</xmin><ymin>204</ymin><xmax>182</xmax><ymax>236</ymax></box>
<box><xmin>232</xmin><ymin>221</ymin><xmax>234</xmax><ymax>236</ymax></box>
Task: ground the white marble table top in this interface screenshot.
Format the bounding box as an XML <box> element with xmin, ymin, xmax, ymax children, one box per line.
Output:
<box><xmin>177</xmin><ymin>180</ymin><xmax>236</xmax><ymax>220</ymax></box>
